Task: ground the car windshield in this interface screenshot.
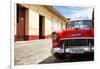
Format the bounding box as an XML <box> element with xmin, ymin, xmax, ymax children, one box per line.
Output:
<box><xmin>66</xmin><ymin>20</ymin><xmax>92</xmax><ymax>29</ymax></box>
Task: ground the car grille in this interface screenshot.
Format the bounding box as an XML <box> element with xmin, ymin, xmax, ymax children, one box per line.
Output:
<box><xmin>60</xmin><ymin>38</ymin><xmax>94</xmax><ymax>48</ymax></box>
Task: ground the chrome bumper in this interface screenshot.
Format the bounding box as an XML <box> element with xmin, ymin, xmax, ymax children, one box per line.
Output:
<box><xmin>51</xmin><ymin>48</ymin><xmax>64</xmax><ymax>54</ymax></box>
<box><xmin>51</xmin><ymin>46</ymin><xmax>94</xmax><ymax>54</ymax></box>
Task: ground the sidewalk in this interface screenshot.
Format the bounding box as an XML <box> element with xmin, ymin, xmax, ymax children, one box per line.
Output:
<box><xmin>14</xmin><ymin>39</ymin><xmax>52</xmax><ymax>65</ymax></box>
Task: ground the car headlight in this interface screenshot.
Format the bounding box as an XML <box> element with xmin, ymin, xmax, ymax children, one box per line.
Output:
<box><xmin>52</xmin><ymin>33</ymin><xmax>58</xmax><ymax>40</ymax></box>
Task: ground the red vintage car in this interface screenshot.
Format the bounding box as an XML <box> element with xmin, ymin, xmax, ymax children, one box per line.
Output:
<box><xmin>51</xmin><ymin>20</ymin><xmax>94</xmax><ymax>59</ymax></box>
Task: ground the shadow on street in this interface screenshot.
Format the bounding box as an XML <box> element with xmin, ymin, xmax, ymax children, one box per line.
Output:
<box><xmin>39</xmin><ymin>53</ymin><xmax>94</xmax><ymax>64</ymax></box>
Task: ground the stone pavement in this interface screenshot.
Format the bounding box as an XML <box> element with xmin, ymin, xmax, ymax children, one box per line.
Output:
<box><xmin>14</xmin><ymin>39</ymin><xmax>52</xmax><ymax>65</ymax></box>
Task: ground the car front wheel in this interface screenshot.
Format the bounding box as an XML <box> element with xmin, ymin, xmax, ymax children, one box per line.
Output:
<box><xmin>53</xmin><ymin>53</ymin><xmax>66</xmax><ymax>59</ymax></box>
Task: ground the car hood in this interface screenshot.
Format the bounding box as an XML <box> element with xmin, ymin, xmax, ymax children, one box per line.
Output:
<box><xmin>61</xmin><ymin>28</ymin><xmax>94</xmax><ymax>39</ymax></box>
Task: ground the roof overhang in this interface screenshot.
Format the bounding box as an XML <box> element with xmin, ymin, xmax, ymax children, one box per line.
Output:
<box><xmin>44</xmin><ymin>5</ymin><xmax>69</xmax><ymax>22</ymax></box>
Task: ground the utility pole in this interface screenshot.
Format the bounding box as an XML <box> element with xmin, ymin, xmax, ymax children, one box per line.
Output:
<box><xmin>92</xmin><ymin>8</ymin><xmax>94</xmax><ymax>28</ymax></box>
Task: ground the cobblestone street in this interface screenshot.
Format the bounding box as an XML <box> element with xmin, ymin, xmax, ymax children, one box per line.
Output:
<box><xmin>14</xmin><ymin>39</ymin><xmax>52</xmax><ymax>65</ymax></box>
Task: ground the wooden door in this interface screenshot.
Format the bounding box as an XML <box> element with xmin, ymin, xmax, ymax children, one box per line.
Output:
<box><xmin>39</xmin><ymin>15</ymin><xmax>45</xmax><ymax>39</ymax></box>
<box><xmin>16</xmin><ymin>5</ymin><xmax>26</xmax><ymax>41</ymax></box>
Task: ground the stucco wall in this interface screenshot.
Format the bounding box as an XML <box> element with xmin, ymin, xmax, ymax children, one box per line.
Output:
<box><xmin>28</xmin><ymin>9</ymin><xmax>39</xmax><ymax>35</ymax></box>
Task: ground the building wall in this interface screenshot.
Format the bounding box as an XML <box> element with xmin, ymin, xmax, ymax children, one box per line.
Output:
<box><xmin>15</xmin><ymin>4</ymin><xmax>67</xmax><ymax>41</ymax></box>
<box><xmin>28</xmin><ymin>9</ymin><xmax>39</xmax><ymax>39</ymax></box>
<box><xmin>14</xmin><ymin>4</ymin><xmax>17</xmax><ymax>35</ymax></box>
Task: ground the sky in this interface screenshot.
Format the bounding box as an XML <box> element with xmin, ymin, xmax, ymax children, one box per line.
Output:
<box><xmin>53</xmin><ymin>6</ymin><xmax>93</xmax><ymax>21</ymax></box>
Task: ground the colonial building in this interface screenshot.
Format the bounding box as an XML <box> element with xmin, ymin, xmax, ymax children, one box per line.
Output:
<box><xmin>14</xmin><ymin>4</ymin><xmax>69</xmax><ymax>41</ymax></box>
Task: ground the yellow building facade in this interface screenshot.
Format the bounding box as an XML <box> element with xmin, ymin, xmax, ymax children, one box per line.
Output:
<box><xmin>14</xmin><ymin>4</ymin><xmax>69</xmax><ymax>41</ymax></box>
